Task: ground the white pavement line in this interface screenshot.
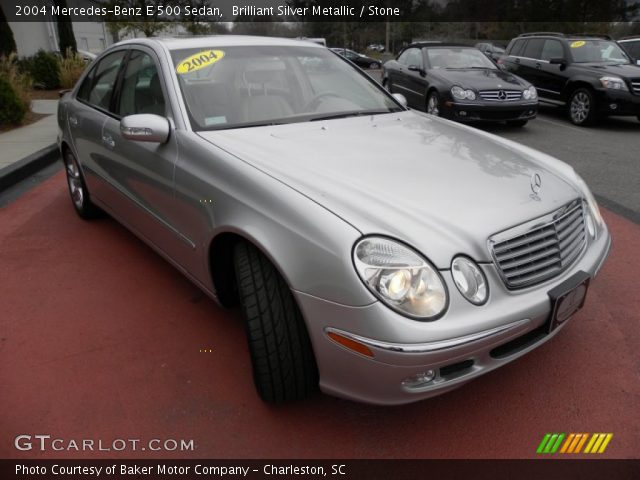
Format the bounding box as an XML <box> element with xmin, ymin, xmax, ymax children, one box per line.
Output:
<box><xmin>536</xmin><ymin>116</ymin><xmax>593</xmax><ymax>135</ymax></box>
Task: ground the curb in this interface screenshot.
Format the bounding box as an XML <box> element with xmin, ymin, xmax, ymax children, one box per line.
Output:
<box><xmin>0</xmin><ymin>144</ymin><xmax>59</xmax><ymax>192</ymax></box>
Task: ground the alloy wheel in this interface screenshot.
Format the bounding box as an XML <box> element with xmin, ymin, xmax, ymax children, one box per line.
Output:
<box><xmin>570</xmin><ymin>91</ymin><xmax>591</xmax><ymax>124</ymax></box>
<box><xmin>64</xmin><ymin>153</ymin><xmax>84</xmax><ymax>209</ymax></box>
<box><xmin>427</xmin><ymin>94</ymin><xmax>440</xmax><ymax>116</ymax></box>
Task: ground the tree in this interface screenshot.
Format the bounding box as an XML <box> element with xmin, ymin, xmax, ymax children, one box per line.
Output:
<box><xmin>54</xmin><ymin>0</ymin><xmax>77</xmax><ymax>56</ymax></box>
<box><xmin>0</xmin><ymin>5</ymin><xmax>17</xmax><ymax>57</ymax></box>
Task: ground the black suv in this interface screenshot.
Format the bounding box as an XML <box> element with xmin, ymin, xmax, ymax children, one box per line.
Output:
<box><xmin>500</xmin><ymin>33</ymin><xmax>640</xmax><ymax>125</ymax></box>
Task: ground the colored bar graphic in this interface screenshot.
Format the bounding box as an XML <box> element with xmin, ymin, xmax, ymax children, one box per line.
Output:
<box><xmin>537</xmin><ymin>433</ymin><xmax>612</xmax><ymax>454</ymax></box>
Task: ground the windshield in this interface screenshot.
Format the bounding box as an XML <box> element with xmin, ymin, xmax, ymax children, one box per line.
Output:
<box><xmin>569</xmin><ymin>40</ymin><xmax>630</xmax><ymax>64</ymax></box>
<box><xmin>426</xmin><ymin>48</ymin><xmax>497</xmax><ymax>69</ymax></box>
<box><xmin>170</xmin><ymin>45</ymin><xmax>400</xmax><ymax>131</ymax></box>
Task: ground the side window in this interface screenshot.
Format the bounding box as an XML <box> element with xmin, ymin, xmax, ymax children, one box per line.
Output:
<box><xmin>116</xmin><ymin>50</ymin><xmax>166</xmax><ymax>117</ymax></box>
<box><xmin>406</xmin><ymin>48</ymin><xmax>423</xmax><ymax>68</ymax></box>
<box><xmin>522</xmin><ymin>39</ymin><xmax>544</xmax><ymax>59</ymax></box>
<box><xmin>509</xmin><ymin>39</ymin><xmax>526</xmax><ymax>56</ymax></box>
<box><xmin>397</xmin><ymin>50</ymin><xmax>410</xmax><ymax>65</ymax></box>
<box><xmin>540</xmin><ymin>40</ymin><xmax>564</xmax><ymax>61</ymax></box>
<box><xmin>77</xmin><ymin>50</ymin><xmax>126</xmax><ymax>112</ymax></box>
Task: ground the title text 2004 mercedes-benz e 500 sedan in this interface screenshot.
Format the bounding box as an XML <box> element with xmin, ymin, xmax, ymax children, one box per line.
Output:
<box><xmin>58</xmin><ymin>36</ymin><xmax>611</xmax><ymax>405</ymax></box>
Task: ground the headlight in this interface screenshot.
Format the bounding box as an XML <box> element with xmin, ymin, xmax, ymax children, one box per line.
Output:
<box><xmin>451</xmin><ymin>256</ymin><xmax>488</xmax><ymax>305</ymax></box>
<box><xmin>522</xmin><ymin>86</ymin><xmax>537</xmax><ymax>100</ymax></box>
<box><xmin>574</xmin><ymin>174</ymin><xmax>603</xmax><ymax>237</ymax></box>
<box><xmin>353</xmin><ymin>237</ymin><xmax>448</xmax><ymax>319</ymax></box>
<box><xmin>451</xmin><ymin>86</ymin><xmax>476</xmax><ymax>100</ymax></box>
<box><xmin>599</xmin><ymin>76</ymin><xmax>628</xmax><ymax>91</ymax></box>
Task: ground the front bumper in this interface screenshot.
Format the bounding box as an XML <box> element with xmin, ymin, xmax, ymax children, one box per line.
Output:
<box><xmin>295</xmin><ymin>226</ymin><xmax>611</xmax><ymax>405</ymax></box>
<box><xmin>443</xmin><ymin>99</ymin><xmax>538</xmax><ymax>122</ymax></box>
<box><xmin>594</xmin><ymin>88</ymin><xmax>640</xmax><ymax>116</ymax></box>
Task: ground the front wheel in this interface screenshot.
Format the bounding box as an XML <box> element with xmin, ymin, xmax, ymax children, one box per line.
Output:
<box><xmin>233</xmin><ymin>242</ymin><xmax>318</xmax><ymax>404</ymax></box>
<box><xmin>427</xmin><ymin>91</ymin><xmax>441</xmax><ymax>116</ymax></box>
<box><xmin>507</xmin><ymin>119</ymin><xmax>528</xmax><ymax>127</ymax></box>
<box><xmin>568</xmin><ymin>88</ymin><xmax>597</xmax><ymax>126</ymax></box>
<box><xmin>63</xmin><ymin>149</ymin><xmax>101</xmax><ymax>219</ymax></box>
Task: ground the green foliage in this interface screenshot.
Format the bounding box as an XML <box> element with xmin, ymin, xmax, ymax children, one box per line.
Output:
<box><xmin>0</xmin><ymin>75</ymin><xmax>27</xmax><ymax>126</ymax></box>
<box><xmin>0</xmin><ymin>5</ymin><xmax>17</xmax><ymax>57</ymax></box>
<box><xmin>59</xmin><ymin>48</ymin><xmax>86</xmax><ymax>88</ymax></box>
<box><xmin>21</xmin><ymin>50</ymin><xmax>60</xmax><ymax>89</ymax></box>
<box><xmin>0</xmin><ymin>53</ymin><xmax>32</xmax><ymax>110</ymax></box>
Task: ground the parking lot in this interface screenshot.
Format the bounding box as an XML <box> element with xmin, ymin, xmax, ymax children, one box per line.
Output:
<box><xmin>2</xmin><ymin>101</ymin><xmax>640</xmax><ymax>459</ymax></box>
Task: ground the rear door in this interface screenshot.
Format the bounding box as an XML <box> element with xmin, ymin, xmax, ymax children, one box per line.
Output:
<box><xmin>503</xmin><ymin>38</ymin><xmax>527</xmax><ymax>75</ymax></box>
<box><xmin>68</xmin><ymin>49</ymin><xmax>127</xmax><ymax>201</ymax></box>
<box><xmin>537</xmin><ymin>39</ymin><xmax>568</xmax><ymax>101</ymax></box>
<box><xmin>517</xmin><ymin>38</ymin><xmax>545</xmax><ymax>88</ymax></box>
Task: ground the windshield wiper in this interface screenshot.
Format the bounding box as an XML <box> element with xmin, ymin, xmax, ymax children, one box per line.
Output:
<box><xmin>309</xmin><ymin>109</ymin><xmax>399</xmax><ymax>122</ymax></box>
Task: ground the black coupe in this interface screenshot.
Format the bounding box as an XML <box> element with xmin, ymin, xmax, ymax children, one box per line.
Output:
<box><xmin>382</xmin><ymin>43</ymin><xmax>538</xmax><ymax>126</ymax></box>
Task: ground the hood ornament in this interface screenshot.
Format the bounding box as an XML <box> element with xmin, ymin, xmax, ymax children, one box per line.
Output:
<box><xmin>530</xmin><ymin>173</ymin><xmax>542</xmax><ymax>200</ymax></box>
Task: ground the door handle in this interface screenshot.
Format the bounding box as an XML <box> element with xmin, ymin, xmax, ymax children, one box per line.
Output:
<box><xmin>102</xmin><ymin>134</ymin><xmax>115</xmax><ymax>148</ymax></box>
<box><xmin>69</xmin><ymin>115</ymin><xmax>78</xmax><ymax>127</ymax></box>
<box><xmin>535</xmin><ymin>62</ymin><xmax>541</xmax><ymax>69</ymax></box>
<box><xmin>515</xmin><ymin>58</ymin><xmax>520</xmax><ymax>64</ymax></box>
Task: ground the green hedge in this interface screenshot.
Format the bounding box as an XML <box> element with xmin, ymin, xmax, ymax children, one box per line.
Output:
<box><xmin>20</xmin><ymin>49</ymin><xmax>60</xmax><ymax>89</ymax></box>
<box><xmin>0</xmin><ymin>75</ymin><xmax>27</xmax><ymax>125</ymax></box>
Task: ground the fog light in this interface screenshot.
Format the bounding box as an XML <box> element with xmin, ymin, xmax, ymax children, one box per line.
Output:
<box><xmin>610</xmin><ymin>103</ymin><xmax>617</xmax><ymax>110</ymax></box>
<box><xmin>585</xmin><ymin>209</ymin><xmax>597</xmax><ymax>239</ymax></box>
<box><xmin>402</xmin><ymin>370</ymin><xmax>436</xmax><ymax>388</ymax></box>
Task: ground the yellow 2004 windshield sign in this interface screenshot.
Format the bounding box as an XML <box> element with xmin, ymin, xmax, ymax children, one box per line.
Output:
<box><xmin>176</xmin><ymin>50</ymin><xmax>225</xmax><ymax>74</ymax></box>
<box><xmin>570</xmin><ymin>41</ymin><xmax>586</xmax><ymax>48</ymax></box>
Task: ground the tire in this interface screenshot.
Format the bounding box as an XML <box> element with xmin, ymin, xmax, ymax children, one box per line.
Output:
<box><xmin>427</xmin><ymin>91</ymin><xmax>441</xmax><ymax>116</ymax></box>
<box><xmin>63</xmin><ymin>148</ymin><xmax>101</xmax><ymax>219</ymax></box>
<box><xmin>568</xmin><ymin>88</ymin><xmax>597</xmax><ymax>126</ymax></box>
<box><xmin>507</xmin><ymin>120</ymin><xmax>528</xmax><ymax>127</ymax></box>
<box><xmin>233</xmin><ymin>242</ymin><xmax>318</xmax><ymax>404</ymax></box>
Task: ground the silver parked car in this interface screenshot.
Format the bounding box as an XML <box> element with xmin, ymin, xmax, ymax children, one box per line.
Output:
<box><xmin>58</xmin><ymin>36</ymin><xmax>611</xmax><ymax>405</ymax></box>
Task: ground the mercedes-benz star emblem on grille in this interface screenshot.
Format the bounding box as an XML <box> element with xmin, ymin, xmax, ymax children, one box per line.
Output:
<box><xmin>531</xmin><ymin>173</ymin><xmax>542</xmax><ymax>194</ymax></box>
<box><xmin>498</xmin><ymin>90</ymin><xmax>507</xmax><ymax>100</ymax></box>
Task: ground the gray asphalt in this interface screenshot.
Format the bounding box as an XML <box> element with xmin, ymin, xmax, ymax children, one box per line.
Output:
<box><xmin>479</xmin><ymin>106</ymin><xmax>640</xmax><ymax>223</ymax></box>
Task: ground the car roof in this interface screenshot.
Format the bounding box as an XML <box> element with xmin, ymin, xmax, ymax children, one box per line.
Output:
<box><xmin>515</xmin><ymin>32</ymin><xmax>613</xmax><ymax>41</ymax></box>
<box><xmin>407</xmin><ymin>42</ymin><xmax>471</xmax><ymax>49</ymax></box>
<box><xmin>114</xmin><ymin>35</ymin><xmax>324</xmax><ymax>51</ymax></box>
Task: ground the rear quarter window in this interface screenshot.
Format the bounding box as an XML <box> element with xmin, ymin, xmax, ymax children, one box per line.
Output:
<box><xmin>508</xmin><ymin>39</ymin><xmax>527</xmax><ymax>57</ymax></box>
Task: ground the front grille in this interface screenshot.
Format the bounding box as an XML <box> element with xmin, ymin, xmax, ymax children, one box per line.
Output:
<box><xmin>630</xmin><ymin>78</ymin><xmax>640</xmax><ymax>95</ymax></box>
<box><xmin>479</xmin><ymin>89</ymin><xmax>523</xmax><ymax>101</ymax></box>
<box><xmin>489</xmin><ymin>200</ymin><xmax>587</xmax><ymax>289</ymax></box>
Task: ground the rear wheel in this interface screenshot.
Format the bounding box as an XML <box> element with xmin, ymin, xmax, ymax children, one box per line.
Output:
<box><xmin>568</xmin><ymin>88</ymin><xmax>597</xmax><ymax>126</ymax></box>
<box><xmin>233</xmin><ymin>242</ymin><xmax>318</xmax><ymax>404</ymax></box>
<box><xmin>427</xmin><ymin>91</ymin><xmax>441</xmax><ymax>116</ymax></box>
<box><xmin>507</xmin><ymin>119</ymin><xmax>528</xmax><ymax>127</ymax></box>
<box><xmin>63</xmin><ymin>149</ymin><xmax>101</xmax><ymax>219</ymax></box>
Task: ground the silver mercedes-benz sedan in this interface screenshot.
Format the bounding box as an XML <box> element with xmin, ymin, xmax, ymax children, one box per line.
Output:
<box><xmin>57</xmin><ymin>36</ymin><xmax>611</xmax><ymax>405</ymax></box>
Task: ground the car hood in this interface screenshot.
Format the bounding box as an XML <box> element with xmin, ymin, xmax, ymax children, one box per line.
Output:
<box><xmin>198</xmin><ymin>111</ymin><xmax>579</xmax><ymax>267</ymax></box>
<box><xmin>434</xmin><ymin>68</ymin><xmax>528</xmax><ymax>90</ymax></box>
<box><xmin>574</xmin><ymin>62</ymin><xmax>640</xmax><ymax>78</ymax></box>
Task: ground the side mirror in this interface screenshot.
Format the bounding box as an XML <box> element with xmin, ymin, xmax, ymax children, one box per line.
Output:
<box><xmin>120</xmin><ymin>114</ymin><xmax>170</xmax><ymax>144</ymax></box>
<box><xmin>549</xmin><ymin>57</ymin><xmax>567</xmax><ymax>66</ymax></box>
<box><xmin>636</xmin><ymin>59</ymin><xmax>640</xmax><ymax>66</ymax></box>
<box><xmin>392</xmin><ymin>93</ymin><xmax>407</xmax><ymax>107</ymax></box>
<box><xmin>408</xmin><ymin>64</ymin><xmax>426</xmax><ymax>76</ymax></box>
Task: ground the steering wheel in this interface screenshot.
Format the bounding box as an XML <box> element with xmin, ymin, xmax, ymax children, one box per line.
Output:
<box><xmin>303</xmin><ymin>91</ymin><xmax>344</xmax><ymax>112</ymax></box>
